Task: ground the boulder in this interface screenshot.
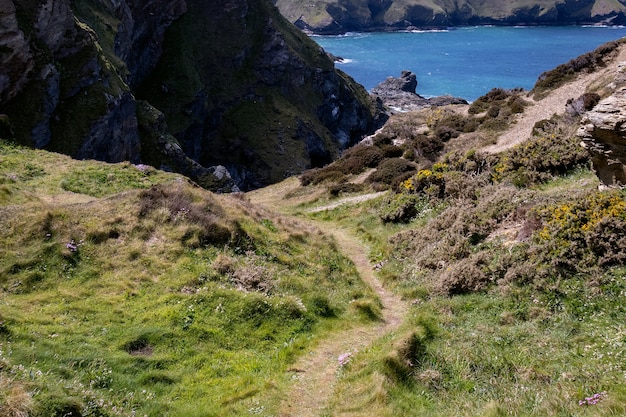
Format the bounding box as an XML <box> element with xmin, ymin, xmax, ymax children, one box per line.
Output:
<box><xmin>371</xmin><ymin>70</ymin><xmax>467</xmax><ymax>112</ymax></box>
<box><xmin>578</xmin><ymin>87</ymin><xmax>626</xmax><ymax>188</ymax></box>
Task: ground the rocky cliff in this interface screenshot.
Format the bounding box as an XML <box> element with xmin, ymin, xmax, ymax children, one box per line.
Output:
<box><xmin>0</xmin><ymin>0</ymin><xmax>383</xmax><ymax>191</ymax></box>
<box><xmin>274</xmin><ymin>0</ymin><xmax>626</xmax><ymax>34</ymax></box>
<box><xmin>578</xmin><ymin>63</ymin><xmax>626</xmax><ymax>188</ymax></box>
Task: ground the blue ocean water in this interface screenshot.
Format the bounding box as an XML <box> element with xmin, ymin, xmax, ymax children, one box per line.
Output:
<box><xmin>313</xmin><ymin>26</ymin><xmax>626</xmax><ymax>101</ymax></box>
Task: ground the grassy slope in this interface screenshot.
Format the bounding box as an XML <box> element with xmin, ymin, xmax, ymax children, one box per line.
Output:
<box><xmin>0</xmin><ymin>140</ymin><xmax>381</xmax><ymax>416</ymax></box>
<box><xmin>244</xmin><ymin>41</ymin><xmax>626</xmax><ymax>414</ymax></box>
<box><xmin>298</xmin><ymin>173</ymin><xmax>626</xmax><ymax>416</ymax></box>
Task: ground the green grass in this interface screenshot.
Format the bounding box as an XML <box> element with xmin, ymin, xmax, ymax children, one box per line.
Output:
<box><xmin>0</xmin><ymin>140</ymin><xmax>379</xmax><ymax>416</ymax></box>
<box><xmin>295</xmin><ymin>143</ymin><xmax>626</xmax><ymax>415</ymax></box>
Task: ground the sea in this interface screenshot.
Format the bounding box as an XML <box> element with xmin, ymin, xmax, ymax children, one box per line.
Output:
<box><xmin>312</xmin><ymin>26</ymin><xmax>626</xmax><ymax>101</ymax></box>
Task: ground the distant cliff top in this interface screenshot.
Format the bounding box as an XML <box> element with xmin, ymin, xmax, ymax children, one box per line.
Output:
<box><xmin>273</xmin><ymin>0</ymin><xmax>626</xmax><ymax>34</ymax></box>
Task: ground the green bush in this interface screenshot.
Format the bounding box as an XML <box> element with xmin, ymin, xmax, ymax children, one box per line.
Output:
<box><xmin>492</xmin><ymin>130</ymin><xmax>589</xmax><ymax>186</ymax></box>
<box><xmin>377</xmin><ymin>193</ymin><xmax>430</xmax><ymax>223</ymax></box>
<box><xmin>366</xmin><ymin>158</ymin><xmax>416</xmax><ymax>188</ymax></box>
<box><xmin>532</xmin><ymin>191</ymin><xmax>626</xmax><ymax>272</ymax></box>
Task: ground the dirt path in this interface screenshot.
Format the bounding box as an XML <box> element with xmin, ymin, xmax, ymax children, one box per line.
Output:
<box><xmin>307</xmin><ymin>191</ymin><xmax>387</xmax><ymax>213</ymax></box>
<box><xmin>277</xmin><ymin>224</ymin><xmax>406</xmax><ymax>416</ymax></box>
<box><xmin>247</xmin><ymin>185</ymin><xmax>407</xmax><ymax>416</ymax></box>
<box><xmin>482</xmin><ymin>44</ymin><xmax>626</xmax><ymax>154</ymax></box>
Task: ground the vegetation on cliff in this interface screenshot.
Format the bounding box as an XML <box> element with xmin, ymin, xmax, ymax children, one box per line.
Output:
<box><xmin>275</xmin><ymin>0</ymin><xmax>626</xmax><ymax>34</ymax></box>
<box><xmin>0</xmin><ymin>0</ymin><xmax>382</xmax><ymax>192</ymax></box>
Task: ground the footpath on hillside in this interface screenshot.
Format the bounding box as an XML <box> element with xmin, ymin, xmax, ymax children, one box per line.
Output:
<box><xmin>247</xmin><ymin>180</ymin><xmax>407</xmax><ymax>416</ymax></box>
<box><xmin>481</xmin><ymin>44</ymin><xmax>626</xmax><ymax>154</ymax></box>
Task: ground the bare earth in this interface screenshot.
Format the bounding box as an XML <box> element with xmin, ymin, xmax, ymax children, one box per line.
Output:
<box><xmin>482</xmin><ymin>44</ymin><xmax>626</xmax><ymax>154</ymax></box>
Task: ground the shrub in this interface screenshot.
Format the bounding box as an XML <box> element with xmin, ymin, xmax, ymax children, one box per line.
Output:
<box><xmin>402</xmin><ymin>164</ymin><xmax>448</xmax><ymax>198</ymax></box>
<box><xmin>467</xmin><ymin>88</ymin><xmax>528</xmax><ymax>132</ymax></box>
<box><xmin>381</xmin><ymin>144</ymin><xmax>404</xmax><ymax>158</ymax></box>
<box><xmin>436</xmin><ymin>256</ymin><xmax>491</xmax><ymax>296</ymax></box>
<box><xmin>405</xmin><ymin>135</ymin><xmax>443</xmax><ymax>160</ymax></box>
<box><xmin>366</xmin><ymin>158</ymin><xmax>416</xmax><ymax>188</ymax></box>
<box><xmin>231</xmin><ymin>256</ymin><xmax>273</xmax><ymax>293</ymax></box>
<box><xmin>469</xmin><ymin>88</ymin><xmax>510</xmax><ymax>114</ymax></box>
<box><xmin>492</xmin><ymin>130</ymin><xmax>589</xmax><ymax>186</ymax></box>
<box><xmin>138</xmin><ymin>184</ymin><xmax>231</xmax><ymax>246</ymax></box>
<box><xmin>377</xmin><ymin>193</ymin><xmax>430</xmax><ymax>223</ymax></box>
<box><xmin>213</xmin><ymin>253</ymin><xmax>235</xmax><ymax>275</ymax></box>
<box><xmin>338</xmin><ymin>145</ymin><xmax>385</xmax><ymax>174</ymax></box>
<box><xmin>328</xmin><ymin>182</ymin><xmax>365</xmax><ymax>197</ymax></box>
<box><xmin>533</xmin><ymin>39</ymin><xmax>625</xmax><ymax>95</ymax></box>
<box><xmin>300</xmin><ymin>168</ymin><xmax>345</xmax><ymax>186</ymax></box>
<box><xmin>533</xmin><ymin>191</ymin><xmax>626</xmax><ymax>272</ymax></box>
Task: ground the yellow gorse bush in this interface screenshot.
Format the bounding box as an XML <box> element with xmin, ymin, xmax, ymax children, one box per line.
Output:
<box><xmin>537</xmin><ymin>191</ymin><xmax>626</xmax><ymax>240</ymax></box>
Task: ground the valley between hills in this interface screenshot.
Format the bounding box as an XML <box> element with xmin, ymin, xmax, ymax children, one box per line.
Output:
<box><xmin>2</xmin><ymin>37</ymin><xmax>626</xmax><ymax>415</ymax></box>
<box><xmin>2</xmin><ymin>0</ymin><xmax>626</xmax><ymax>416</ymax></box>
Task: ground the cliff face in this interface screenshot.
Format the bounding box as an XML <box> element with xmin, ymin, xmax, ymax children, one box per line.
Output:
<box><xmin>275</xmin><ymin>0</ymin><xmax>626</xmax><ymax>33</ymax></box>
<box><xmin>578</xmin><ymin>64</ymin><xmax>626</xmax><ymax>188</ymax></box>
<box><xmin>138</xmin><ymin>0</ymin><xmax>384</xmax><ymax>189</ymax></box>
<box><xmin>0</xmin><ymin>0</ymin><xmax>383</xmax><ymax>191</ymax></box>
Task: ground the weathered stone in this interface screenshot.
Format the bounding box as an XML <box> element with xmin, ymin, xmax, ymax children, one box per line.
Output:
<box><xmin>371</xmin><ymin>70</ymin><xmax>468</xmax><ymax>112</ymax></box>
<box><xmin>578</xmin><ymin>87</ymin><xmax>626</xmax><ymax>188</ymax></box>
<box><xmin>0</xmin><ymin>0</ymin><xmax>34</xmax><ymax>102</ymax></box>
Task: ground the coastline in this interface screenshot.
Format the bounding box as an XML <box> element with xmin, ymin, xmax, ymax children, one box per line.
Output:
<box><xmin>306</xmin><ymin>23</ymin><xmax>626</xmax><ymax>37</ymax></box>
<box><xmin>312</xmin><ymin>26</ymin><xmax>626</xmax><ymax>100</ymax></box>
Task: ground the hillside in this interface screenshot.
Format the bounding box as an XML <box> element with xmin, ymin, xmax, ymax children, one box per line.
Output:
<box><xmin>247</xmin><ymin>38</ymin><xmax>626</xmax><ymax>415</ymax></box>
<box><xmin>3</xmin><ymin>12</ymin><xmax>626</xmax><ymax>417</ymax></box>
<box><xmin>274</xmin><ymin>0</ymin><xmax>626</xmax><ymax>33</ymax></box>
<box><xmin>0</xmin><ymin>0</ymin><xmax>383</xmax><ymax>191</ymax></box>
<box><xmin>0</xmin><ymin>140</ymin><xmax>387</xmax><ymax>416</ymax></box>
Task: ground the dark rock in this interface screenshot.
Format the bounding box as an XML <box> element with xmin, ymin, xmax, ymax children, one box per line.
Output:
<box><xmin>0</xmin><ymin>0</ymin><xmax>383</xmax><ymax>192</ymax></box>
<box><xmin>371</xmin><ymin>71</ymin><xmax>467</xmax><ymax>112</ymax></box>
<box><xmin>578</xmin><ymin>87</ymin><xmax>626</xmax><ymax>188</ymax></box>
<box><xmin>76</xmin><ymin>92</ymin><xmax>141</xmax><ymax>163</ymax></box>
<box><xmin>0</xmin><ymin>0</ymin><xmax>34</xmax><ymax>102</ymax></box>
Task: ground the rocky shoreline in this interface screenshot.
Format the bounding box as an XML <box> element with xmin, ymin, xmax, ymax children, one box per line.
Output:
<box><xmin>275</xmin><ymin>0</ymin><xmax>626</xmax><ymax>36</ymax></box>
<box><xmin>370</xmin><ymin>70</ymin><xmax>468</xmax><ymax>112</ymax></box>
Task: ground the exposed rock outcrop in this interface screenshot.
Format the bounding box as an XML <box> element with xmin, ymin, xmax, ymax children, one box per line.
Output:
<box><xmin>579</xmin><ymin>84</ymin><xmax>626</xmax><ymax>188</ymax></box>
<box><xmin>138</xmin><ymin>0</ymin><xmax>384</xmax><ymax>190</ymax></box>
<box><xmin>275</xmin><ymin>0</ymin><xmax>626</xmax><ymax>34</ymax></box>
<box><xmin>371</xmin><ymin>70</ymin><xmax>467</xmax><ymax>112</ymax></box>
<box><xmin>0</xmin><ymin>0</ymin><xmax>34</xmax><ymax>102</ymax></box>
<box><xmin>0</xmin><ymin>0</ymin><xmax>383</xmax><ymax>191</ymax></box>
